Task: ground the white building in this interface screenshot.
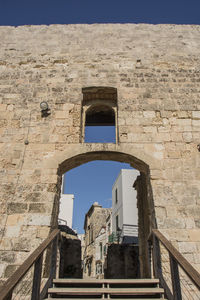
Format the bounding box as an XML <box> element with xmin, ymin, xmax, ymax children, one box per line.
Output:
<box><xmin>58</xmin><ymin>175</ymin><xmax>74</xmax><ymax>228</ymax></box>
<box><xmin>112</xmin><ymin>169</ymin><xmax>139</xmax><ymax>244</ymax></box>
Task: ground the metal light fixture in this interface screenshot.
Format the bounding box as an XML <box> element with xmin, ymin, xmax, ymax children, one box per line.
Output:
<box><xmin>40</xmin><ymin>101</ymin><xmax>48</xmax><ymax>111</ymax></box>
<box><xmin>40</xmin><ymin>101</ymin><xmax>50</xmax><ymax>117</ymax></box>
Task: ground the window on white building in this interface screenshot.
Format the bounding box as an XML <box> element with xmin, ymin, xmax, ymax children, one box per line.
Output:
<box><xmin>116</xmin><ymin>215</ymin><xmax>119</xmax><ymax>232</ymax></box>
<box><xmin>115</xmin><ymin>188</ymin><xmax>118</xmax><ymax>204</ymax></box>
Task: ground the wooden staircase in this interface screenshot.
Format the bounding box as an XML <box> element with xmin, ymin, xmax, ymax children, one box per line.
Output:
<box><xmin>45</xmin><ymin>278</ymin><xmax>165</xmax><ymax>299</ymax></box>
<box><xmin>1</xmin><ymin>229</ymin><xmax>200</xmax><ymax>300</ymax></box>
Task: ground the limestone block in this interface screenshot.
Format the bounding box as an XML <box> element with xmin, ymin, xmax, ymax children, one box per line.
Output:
<box><xmin>36</xmin><ymin>226</ymin><xmax>50</xmax><ymax>239</ymax></box>
<box><xmin>193</xmin><ymin>253</ymin><xmax>200</xmax><ymax>264</ymax></box>
<box><xmin>155</xmin><ymin>206</ymin><xmax>167</xmax><ymax>218</ymax></box>
<box><xmin>152</xmin><ymin>150</ymin><xmax>164</xmax><ymax>160</ymax></box>
<box><xmin>15</xmin><ymin>251</ymin><xmax>30</xmax><ymax>264</ymax></box>
<box><xmin>153</xmin><ymin>132</ymin><xmax>171</xmax><ymax>142</ymax></box>
<box><xmin>63</xmin><ymin>103</ymin><xmax>74</xmax><ymax>111</ymax></box>
<box><xmin>150</xmin><ymin>169</ymin><xmax>164</xmax><ymax>179</ymax></box>
<box><xmin>192</xmin><ymin>111</ymin><xmax>200</xmax><ymax>119</ymax></box>
<box><xmin>157</xmin><ymin>126</ymin><xmax>170</xmax><ymax>133</ymax></box>
<box><xmin>4</xmin><ymin>94</ymin><xmax>20</xmax><ymax>99</ymax></box>
<box><xmin>27</xmin><ymin>214</ymin><xmax>51</xmax><ymax>226</ymax></box>
<box><xmin>143</xmin><ymin>111</ymin><xmax>156</xmax><ymax>118</ymax></box>
<box><xmin>178</xmin><ymin>242</ymin><xmax>197</xmax><ymax>254</ymax></box>
<box><xmin>0</xmin><ymin>104</ymin><xmax>7</xmax><ymax>111</ymax></box>
<box><xmin>55</xmin><ymin>111</ymin><xmax>69</xmax><ymax>119</ymax></box>
<box><xmin>3</xmin><ymin>265</ymin><xmax>19</xmax><ymax>278</ymax></box>
<box><xmin>177</xmin><ymin>111</ymin><xmax>189</xmax><ymax>118</ymax></box>
<box><xmin>26</xmin><ymin>143</ymin><xmax>55</xmax><ymax>151</ymax></box>
<box><xmin>185</xmin><ymin>218</ymin><xmax>196</xmax><ymax>229</ymax></box>
<box><xmin>143</xmin><ymin>126</ymin><xmax>157</xmax><ymax>133</ymax></box>
<box><xmin>189</xmin><ymin>230</ymin><xmax>200</xmax><ymax>242</ymax></box>
<box><xmin>5</xmin><ymin>226</ymin><xmax>21</xmax><ymax>238</ymax></box>
<box><xmin>0</xmin><ymin>264</ymin><xmax>6</xmax><ymax>278</ymax></box>
<box><xmin>0</xmin><ymin>251</ymin><xmax>16</xmax><ymax>264</ymax></box>
<box><xmin>28</xmin><ymin>203</ymin><xmax>49</xmax><ymax>213</ymax></box>
<box><xmin>40</xmin><ymin>174</ymin><xmax>58</xmax><ymax>183</ymax></box>
<box><xmin>182</xmin><ymin>132</ymin><xmax>193</xmax><ymax>143</ymax></box>
<box><xmin>164</xmin><ymin>218</ymin><xmax>185</xmax><ymax>229</ymax></box>
<box><xmin>167</xmin><ymin>151</ymin><xmax>181</xmax><ymax>158</ymax></box>
<box><xmin>0</xmin><ymin>238</ymin><xmax>13</xmax><ymax>251</ymax></box>
<box><xmin>166</xmin><ymin>206</ymin><xmax>178</xmax><ymax>218</ymax></box>
<box><xmin>176</xmin><ymin>118</ymin><xmax>192</xmax><ymax>126</ymax></box>
<box><xmin>6</xmin><ymin>214</ymin><xmax>25</xmax><ymax>226</ymax></box>
<box><xmin>118</xmin><ymin>118</ymin><xmax>125</xmax><ymax>125</ymax></box>
<box><xmin>7</xmin><ymin>203</ymin><xmax>28</xmax><ymax>214</ymax></box>
<box><xmin>0</xmin><ymin>204</ymin><xmax>6</xmax><ymax>219</ymax></box>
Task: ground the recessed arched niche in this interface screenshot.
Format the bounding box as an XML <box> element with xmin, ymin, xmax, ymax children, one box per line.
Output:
<box><xmin>81</xmin><ymin>87</ymin><xmax>118</xmax><ymax>143</ymax></box>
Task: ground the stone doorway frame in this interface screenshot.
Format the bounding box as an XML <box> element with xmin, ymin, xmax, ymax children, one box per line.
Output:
<box><xmin>47</xmin><ymin>146</ymin><xmax>158</xmax><ymax>278</ymax></box>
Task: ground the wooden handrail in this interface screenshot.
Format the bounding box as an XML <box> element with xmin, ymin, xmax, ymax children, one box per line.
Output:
<box><xmin>149</xmin><ymin>229</ymin><xmax>200</xmax><ymax>300</ymax></box>
<box><xmin>152</xmin><ymin>229</ymin><xmax>200</xmax><ymax>290</ymax></box>
<box><xmin>0</xmin><ymin>229</ymin><xmax>60</xmax><ymax>300</ymax></box>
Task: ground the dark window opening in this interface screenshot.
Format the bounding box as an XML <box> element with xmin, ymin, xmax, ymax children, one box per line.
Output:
<box><xmin>115</xmin><ymin>188</ymin><xmax>118</xmax><ymax>204</ymax></box>
<box><xmin>116</xmin><ymin>215</ymin><xmax>119</xmax><ymax>232</ymax></box>
<box><xmin>86</xmin><ymin>105</ymin><xmax>115</xmax><ymax>126</ymax></box>
<box><xmin>85</xmin><ymin>105</ymin><xmax>116</xmax><ymax>143</ymax></box>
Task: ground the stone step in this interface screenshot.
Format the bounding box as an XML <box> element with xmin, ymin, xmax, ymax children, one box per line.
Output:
<box><xmin>48</xmin><ymin>287</ymin><xmax>164</xmax><ymax>296</ymax></box>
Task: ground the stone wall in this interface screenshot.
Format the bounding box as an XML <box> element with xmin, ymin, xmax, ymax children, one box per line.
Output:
<box><xmin>105</xmin><ymin>244</ymin><xmax>140</xmax><ymax>279</ymax></box>
<box><xmin>0</xmin><ymin>24</ymin><xmax>200</xmax><ymax>282</ymax></box>
<box><xmin>59</xmin><ymin>233</ymin><xmax>82</xmax><ymax>279</ymax></box>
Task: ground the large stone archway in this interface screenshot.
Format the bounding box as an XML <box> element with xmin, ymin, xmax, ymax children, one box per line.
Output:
<box><xmin>50</xmin><ymin>147</ymin><xmax>157</xmax><ymax>278</ymax></box>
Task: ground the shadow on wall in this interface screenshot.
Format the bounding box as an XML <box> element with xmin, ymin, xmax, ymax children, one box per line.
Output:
<box><xmin>105</xmin><ymin>243</ymin><xmax>140</xmax><ymax>279</ymax></box>
<box><xmin>59</xmin><ymin>227</ymin><xmax>82</xmax><ymax>279</ymax></box>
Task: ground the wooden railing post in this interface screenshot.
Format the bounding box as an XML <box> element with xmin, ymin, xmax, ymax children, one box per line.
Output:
<box><xmin>31</xmin><ymin>253</ymin><xmax>43</xmax><ymax>300</ymax></box>
<box><xmin>50</xmin><ymin>235</ymin><xmax>58</xmax><ymax>280</ymax></box>
<box><xmin>152</xmin><ymin>235</ymin><xmax>162</xmax><ymax>278</ymax></box>
<box><xmin>170</xmin><ymin>255</ymin><xmax>182</xmax><ymax>300</ymax></box>
<box><xmin>39</xmin><ymin>234</ymin><xmax>59</xmax><ymax>300</ymax></box>
<box><xmin>150</xmin><ymin>232</ymin><xmax>174</xmax><ymax>300</ymax></box>
<box><xmin>148</xmin><ymin>240</ymin><xmax>153</xmax><ymax>278</ymax></box>
<box><xmin>150</xmin><ymin>229</ymin><xmax>200</xmax><ymax>300</ymax></box>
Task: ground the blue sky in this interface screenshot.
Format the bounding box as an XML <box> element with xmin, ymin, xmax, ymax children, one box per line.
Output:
<box><xmin>64</xmin><ymin>160</ymin><xmax>133</xmax><ymax>234</ymax></box>
<box><xmin>64</xmin><ymin>126</ymin><xmax>121</xmax><ymax>233</ymax></box>
<box><xmin>0</xmin><ymin>0</ymin><xmax>200</xmax><ymax>26</ymax></box>
<box><xmin>1</xmin><ymin>0</ymin><xmax>199</xmax><ymax>233</ymax></box>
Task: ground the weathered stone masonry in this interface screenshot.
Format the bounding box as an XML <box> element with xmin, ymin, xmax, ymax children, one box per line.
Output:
<box><xmin>0</xmin><ymin>24</ymin><xmax>200</xmax><ymax>282</ymax></box>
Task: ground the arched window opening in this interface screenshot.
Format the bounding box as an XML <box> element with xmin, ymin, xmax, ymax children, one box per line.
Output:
<box><xmin>86</xmin><ymin>105</ymin><xmax>115</xmax><ymax>126</ymax></box>
<box><xmin>81</xmin><ymin>87</ymin><xmax>118</xmax><ymax>143</ymax></box>
<box><xmin>85</xmin><ymin>105</ymin><xmax>116</xmax><ymax>143</ymax></box>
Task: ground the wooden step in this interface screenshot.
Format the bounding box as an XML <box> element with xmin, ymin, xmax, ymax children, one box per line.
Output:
<box><xmin>53</xmin><ymin>278</ymin><xmax>160</xmax><ymax>284</ymax></box>
<box><xmin>45</xmin><ymin>298</ymin><xmax>166</xmax><ymax>300</ymax></box>
<box><xmin>47</xmin><ymin>278</ymin><xmax>165</xmax><ymax>299</ymax></box>
<box><xmin>48</xmin><ymin>287</ymin><xmax>164</xmax><ymax>295</ymax></box>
